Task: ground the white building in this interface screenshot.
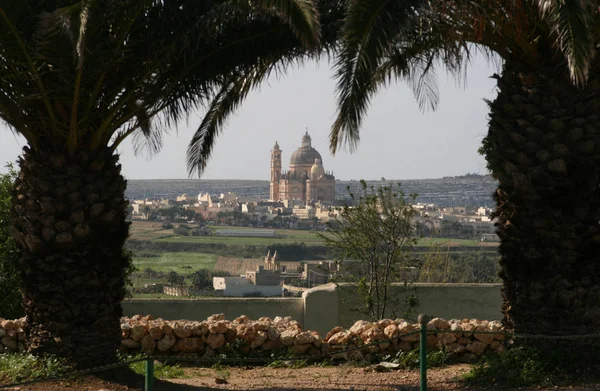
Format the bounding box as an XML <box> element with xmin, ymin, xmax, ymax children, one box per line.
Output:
<box><xmin>220</xmin><ymin>192</ymin><xmax>238</xmax><ymax>203</ymax></box>
<box><xmin>197</xmin><ymin>192</ymin><xmax>212</xmax><ymax>205</ymax></box>
<box><xmin>176</xmin><ymin>194</ymin><xmax>195</xmax><ymax>203</ymax></box>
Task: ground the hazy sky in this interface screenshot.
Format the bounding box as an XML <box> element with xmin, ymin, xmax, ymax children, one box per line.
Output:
<box><xmin>0</xmin><ymin>54</ymin><xmax>498</xmax><ymax>181</ymax></box>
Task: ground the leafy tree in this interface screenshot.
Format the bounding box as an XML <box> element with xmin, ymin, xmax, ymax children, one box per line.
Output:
<box><xmin>319</xmin><ymin>181</ymin><xmax>419</xmax><ymax>320</ymax></box>
<box><xmin>320</xmin><ymin>1</ymin><xmax>600</xmax><ymax>355</ymax></box>
<box><xmin>166</xmin><ymin>271</ymin><xmax>184</xmax><ymax>287</ymax></box>
<box><xmin>189</xmin><ymin>269</ymin><xmax>212</xmax><ymax>290</ymax></box>
<box><xmin>0</xmin><ymin>165</ymin><xmax>22</xmax><ymax>319</ymax></box>
<box><xmin>0</xmin><ymin>0</ymin><xmax>336</xmax><ymax>367</ymax></box>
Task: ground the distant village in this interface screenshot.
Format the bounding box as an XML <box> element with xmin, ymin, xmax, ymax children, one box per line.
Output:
<box><xmin>128</xmin><ymin>191</ymin><xmax>497</xmax><ymax>242</ymax></box>
<box><xmin>129</xmin><ymin>132</ymin><xmax>498</xmax><ymax>242</ymax></box>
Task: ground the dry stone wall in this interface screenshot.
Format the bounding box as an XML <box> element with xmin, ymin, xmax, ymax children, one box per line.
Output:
<box><xmin>0</xmin><ymin>315</ymin><xmax>511</xmax><ymax>362</ymax></box>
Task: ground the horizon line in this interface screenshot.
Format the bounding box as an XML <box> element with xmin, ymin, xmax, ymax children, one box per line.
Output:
<box><xmin>126</xmin><ymin>174</ymin><xmax>493</xmax><ymax>182</ymax></box>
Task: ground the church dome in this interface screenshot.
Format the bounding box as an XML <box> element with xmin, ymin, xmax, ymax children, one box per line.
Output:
<box><xmin>310</xmin><ymin>158</ymin><xmax>325</xmax><ymax>179</ymax></box>
<box><xmin>290</xmin><ymin>132</ymin><xmax>322</xmax><ymax>167</ymax></box>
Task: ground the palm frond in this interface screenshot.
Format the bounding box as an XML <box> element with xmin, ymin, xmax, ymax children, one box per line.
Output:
<box><xmin>0</xmin><ymin>0</ymin><xmax>344</xmax><ymax>162</ymax></box>
<box><xmin>0</xmin><ymin>7</ymin><xmax>59</xmax><ymax>136</ymax></box>
<box><xmin>534</xmin><ymin>0</ymin><xmax>596</xmax><ymax>86</ymax></box>
<box><xmin>130</xmin><ymin>114</ymin><xmax>166</xmax><ymax>160</ymax></box>
<box><xmin>330</xmin><ymin>0</ymin><xmax>426</xmax><ymax>153</ymax></box>
<box><xmin>186</xmin><ymin>61</ymin><xmax>290</xmax><ymax>177</ymax></box>
<box><xmin>251</xmin><ymin>0</ymin><xmax>321</xmax><ymax>48</ymax></box>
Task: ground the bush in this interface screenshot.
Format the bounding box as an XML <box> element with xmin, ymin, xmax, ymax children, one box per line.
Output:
<box><xmin>166</xmin><ymin>271</ymin><xmax>184</xmax><ymax>286</ymax></box>
<box><xmin>161</xmin><ymin>222</ymin><xmax>173</xmax><ymax>229</ymax></box>
<box><xmin>463</xmin><ymin>347</ymin><xmax>600</xmax><ymax>388</ymax></box>
<box><xmin>189</xmin><ymin>270</ymin><xmax>232</xmax><ymax>290</ymax></box>
<box><xmin>173</xmin><ymin>225</ymin><xmax>190</xmax><ymax>236</ymax></box>
<box><xmin>190</xmin><ymin>228</ymin><xmax>204</xmax><ymax>236</ymax></box>
<box><xmin>0</xmin><ymin>166</ymin><xmax>22</xmax><ymax>319</ymax></box>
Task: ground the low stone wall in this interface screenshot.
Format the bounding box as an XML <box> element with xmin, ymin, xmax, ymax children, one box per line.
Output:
<box><xmin>0</xmin><ymin>314</ymin><xmax>511</xmax><ymax>363</ymax></box>
<box><xmin>0</xmin><ymin>318</ymin><xmax>26</xmax><ymax>353</ymax></box>
<box><xmin>117</xmin><ymin>314</ymin><xmax>511</xmax><ymax>362</ymax></box>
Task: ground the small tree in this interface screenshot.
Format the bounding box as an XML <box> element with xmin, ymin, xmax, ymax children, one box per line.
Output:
<box><xmin>166</xmin><ymin>271</ymin><xmax>184</xmax><ymax>286</ymax></box>
<box><xmin>319</xmin><ymin>181</ymin><xmax>419</xmax><ymax>320</ymax></box>
<box><xmin>190</xmin><ymin>269</ymin><xmax>212</xmax><ymax>290</ymax></box>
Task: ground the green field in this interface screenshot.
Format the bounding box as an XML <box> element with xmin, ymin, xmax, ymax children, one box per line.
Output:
<box><xmin>155</xmin><ymin>234</ymin><xmax>485</xmax><ymax>248</ymax></box>
<box><xmin>156</xmin><ymin>235</ymin><xmax>324</xmax><ymax>246</ymax></box>
<box><xmin>133</xmin><ymin>252</ymin><xmax>217</xmax><ymax>273</ymax></box>
<box><xmin>129</xmin><ymin>221</ymin><xmax>493</xmax><ymax>248</ymax></box>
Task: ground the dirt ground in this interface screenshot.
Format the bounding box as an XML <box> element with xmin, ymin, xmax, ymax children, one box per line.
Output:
<box><xmin>4</xmin><ymin>364</ymin><xmax>600</xmax><ymax>391</ymax></box>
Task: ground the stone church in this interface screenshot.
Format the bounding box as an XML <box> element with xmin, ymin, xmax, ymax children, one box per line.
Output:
<box><xmin>270</xmin><ymin>132</ymin><xmax>336</xmax><ymax>203</ymax></box>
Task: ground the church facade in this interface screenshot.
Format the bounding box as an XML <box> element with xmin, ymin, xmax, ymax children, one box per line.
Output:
<box><xmin>270</xmin><ymin>132</ymin><xmax>336</xmax><ymax>203</ymax></box>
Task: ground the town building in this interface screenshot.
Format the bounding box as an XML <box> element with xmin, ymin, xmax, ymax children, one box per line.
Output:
<box><xmin>270</xmin><ymin>132</ymin><xmax>336</xmax><ymax>203</ymax></box>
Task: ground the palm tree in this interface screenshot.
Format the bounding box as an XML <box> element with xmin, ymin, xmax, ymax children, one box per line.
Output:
<box><xmin>328</xmin><ymin>1</ymin><xmax>600</xmax><ymax>353</ymax></box>
<box><xmin>0</xmin><ymin>0</ymin><xmax>328</xmax><ymax>368</ymax></box>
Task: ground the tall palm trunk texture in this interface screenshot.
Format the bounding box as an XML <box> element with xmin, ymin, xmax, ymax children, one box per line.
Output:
<box><xmin>484</xmin><ymin>55</ymin><xmax>600</xmax><ymax>352</ymax></box>
<box><xmin>12</xmin><ymin>147</ymin><xmax>130</xmax><ymax>368</ymax></box>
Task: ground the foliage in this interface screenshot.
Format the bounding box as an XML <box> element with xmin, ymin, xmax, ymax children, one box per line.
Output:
<box><xmin>0</xmin><ymin>165</ymin><xmax>22</xmax><ymax>318</ymax></box>
<box><xmin>157</xmin><ymin>207</ymin><xmax>197</xmax><ymax>222</ymax></box>
<box><xmin>120</xmin><ymin>354</ymin><xmax>184</xmax><ymax>379</ymax></box>
<box><xmin>319</xmin><ymin>180</ymin><xmax>419</xmax><ymax>320</ymax></box>
<box><xmin>462</xmin><ymin>347</ymin><xmax>592</xmax><ymax>388</ymax></box>
<box><xmin>166</xmin><ymin>271</ymin><xmax>185</xmax><ymax>286</ymax></box>
<box><xmin>381</xmin><ymin>349</ymin><xmax>448</xmax><ymax>369</ymax></box>
<box><xmin>266</xmin><ymin>242</ymin><xmax>308</xmax><ymax>261</ymax></box>
<box><xmin>174</xmin><ymin>225</ymin><xmax>191</xmax><ymax>236</ymax></box>
<box><xmin>212</xmin><ymin>364</ymin><xmax>231</xmax><ymax>381</ymax></box>
<box><xmin>122</xmin><ymin>247</ymin><xmax>138</xmax><ymax>299</ymax></box>
<box><xmin>127</xmin><ymin>240</ymin><xmax>326</xmax><ymax>260</ymax></box>
<box><xmin>161</xmin><ymin>222</ymin><xmax>174</xmax><ymax>230</ymax></box>
<box><xmin>286</xmin><ymin>278</ymin><xmax>308</xmax><ymax>288</ymax></box>
<box><xmin>189</xmin><ymin>269</ymin><xmax>230</xmax><ymax>290</ymax></box>
<box><xmin>327</xmin><ymin>2</ymin><xmax>598</xmax><ymax>151</ymax></box>
<box><xmin>0</xmin><ymin>353</ymin><xmax>74</xmax><ymax>382</ymax></box>
<box><xmin>0</xmin><ymin>1</ymin><xmax>325</xmax><ymax>168</ymax></box>
<box><xmin>417</xmin><ymin>244</ymin><xmax>500</xmax><ymax>283</ymax></box>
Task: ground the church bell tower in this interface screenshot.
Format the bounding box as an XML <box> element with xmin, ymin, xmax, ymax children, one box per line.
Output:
<box><xmin>270</xmin><ymin>142</ymin><xmax>282</xmax><ymax>201</ymax></box>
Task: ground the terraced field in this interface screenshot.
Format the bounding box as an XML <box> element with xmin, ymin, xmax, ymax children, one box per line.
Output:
<box><xmin>133</xmin><ymin>252</ymin><xmax>217</xmax><ymax>273</ymax></box>
<box><xmin>212</xmin><ymin>257</ymin><xmax>263</xmax><ymax>275</ymax></box>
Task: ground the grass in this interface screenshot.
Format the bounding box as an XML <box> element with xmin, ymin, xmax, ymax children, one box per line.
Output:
<box><xmin>379</xmin><ymin>349</ymin><xmax>449</xmax><ymax>369</ymax></box>
<box><xmin>129</xmin><ymin>221</ymin><xmax>174</xmax><ymax>240</ymax></box>
<box><xmin>129</xmin><ymin>221</ymin><xmax>493</xmax><ymax>248</ymax></box>
<box><xmin>0</xmin><ymin>353</ymin><xmax>74</xmax><ymax>383</ymax></box>
<box><xmin>132</xmin><ymin>252</ymin><xmax>217</xmax><ymax>273</ymax></box>
<box><xmin>156</xmin><ymin>235</ymin><xmax>324</xmax><ymax>246</ymax></box>
<box><xmin>156</xmin><ymin>233</ymin><xmax>485</xmax><ymax>248</ymax></box>
<box><xmin>121</xmin><ymin>354</ymin><xmax>185</xmax><ymax>379</ymax></box>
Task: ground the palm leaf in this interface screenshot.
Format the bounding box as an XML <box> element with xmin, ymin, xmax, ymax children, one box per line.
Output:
<box><xmin>330</xmin><ymin>0</ymin><xmax>425</xmax><ymax>153</ymax></box>
<box><xmin>186</xmin><ymin>61</ymin><xmax>295</xmax><ymax>176</ymax></box>
<box><xmin>251</xmin><ymin>0</ymin><xmax>321</xmax><ymax>48</ymax></box>
<box><xmin>534</xmin><ymin>0</ymin><xmax>596</xmax><ymax>86</ymax></box>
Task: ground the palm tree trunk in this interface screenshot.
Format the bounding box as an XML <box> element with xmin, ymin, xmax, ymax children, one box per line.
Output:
<box><xmin>12</xmin><ymin>146</ymin><xmax>131</xmax><ymax>368</ymax></box>
<box><xmin>483</xmin><ymin>56</ymin><xmax>600</xmax><ymax>353</ymax></box>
